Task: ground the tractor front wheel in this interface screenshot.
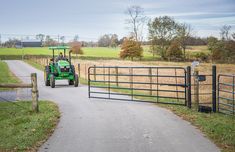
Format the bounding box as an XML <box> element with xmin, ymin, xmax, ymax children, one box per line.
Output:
<box><xmin>44</xmin><ymin>66</ymin><xmax>50</xmax><ymax>86</ymax></box>
<box><xmin>74</xmin><ymin>74</ymin><xmax>79</xmax><ymax>87</ymax></box>
<box><xmin>50</xmin><ymin>75</ymin><xmax>55</xmax><ymax>88</ymax></box>
<box><xmin>68</xmin><ymin>79</ymin><xmax>74</xmax><ymax>85</ymax></box>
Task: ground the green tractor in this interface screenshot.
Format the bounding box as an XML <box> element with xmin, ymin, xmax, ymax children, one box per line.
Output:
<box><xmin>44</xmin><ymin>46</ymin><xmax>79</xmax><ymax>88</ymax></box>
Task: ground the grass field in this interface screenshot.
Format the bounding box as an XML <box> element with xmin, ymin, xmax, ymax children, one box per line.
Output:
<box><xmin>0</xmin><ymin>60</ymin><xmax>20</xmax><ymax>84</ymax></box>
<box><xmin>0</xmin><ymin>46</ymin><xmax>209</xmax><ymax>60</ymax></box>
<box><xmin>0</xmin><ymin>47</ymin><xmax>152</xmax><ymax>58</ymax></box>
<box><xmin>0</xmin><ymin>101</ymin><xmax>60</xmax><ymax>151</ymax></box>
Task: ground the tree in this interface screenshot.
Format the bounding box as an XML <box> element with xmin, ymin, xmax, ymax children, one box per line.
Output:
<box><xmin>148</xmin><ymin>16</ymin><xmax>178</xmax><ymax>58</ymax></box>
<box><xmin>166</xmin><ymin>40</ymin><xmax>183</xmax><ymax>60</ymax></box>
<box><xmin>44</xmin><ymin>35</ymin><xmax>57</xmax><ymax>46</ymax></box>
<box><xmin>232</xmin><ymin>33</ymin><xmax>235</xmax><ymax>40</ymax></box>
<box><xmin>69</xmin><ymin>41</ymin><xmax>83</xmax><ymax>56</ymax></box>
<box><xmin>176</xmin><ymin>23</ymin><xmax>192</xmax><ymax>60</ymax></box>
<box><xmin>3</xmin><ymin>38</ymin><xmax>20</xmax><ymax>48</ymax></box>
<box><xmin>220</xmin><ymin>25</ymin><xmax>231</xmax><ymax>41</ymax></box>
<box><xmin>120</xmin><ymin>37</ymin><xmax>143</xmax><ymax>61</ymax></box>
<box><xmin>73</xmin><ymin>35</ymin><xmax>79</xmax><ymax>41</ymax></box>
<box><xmin>60</xmin><ymin>36</ymin><xmax>65</xmax><ymax>45</ymax></box>
<box><xmin>110</xmin><ymin>34</ymin><xmax>119</xmax><ymax>48</ymax></box>
<box><xmin>98</xmin><ymin>34</ymin><xmax>119</xmax><ymax>47</ymax></box>
<box><xmin>98</xmin><ymin>34</ymin><xmax>111</xmax><ymax>47</ymax></box>
<box><xmin>125</xmin><ymin>5</ymin><xmax>147</xmax><ymax>42</ymax></box>
<box><xmin>207</xmin><ymin>36</ymin><xmax>218</xmax><ymax>52</ymax></box>
<box><xmin>36</xmin><ymin>34</ymin><xmax>45</xmax><ymax>42</ymax></box>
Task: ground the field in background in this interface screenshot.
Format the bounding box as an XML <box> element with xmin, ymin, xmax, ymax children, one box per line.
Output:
<box><xmin>0</xmin><ymin>46</ymin><xmax>209</xmax><ymax>60</ymax></box>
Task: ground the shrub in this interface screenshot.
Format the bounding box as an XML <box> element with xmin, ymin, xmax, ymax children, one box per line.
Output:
<box><xmin>120</xmin><ymin>38</ymin><xmax>143</xmax><ymax>61</ymax></box>
<box><xmin>194</xmin><ymin>52</ymin><xmax>209</xmax><ymax>61</ymax></box>
<box><xmin>166</xmin><ymin>40</ymin><xmax>183</xmax><ymax>60</ymax></box>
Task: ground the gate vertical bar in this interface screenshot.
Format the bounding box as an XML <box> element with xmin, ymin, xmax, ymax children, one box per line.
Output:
<box><xmin>194</xmin><ymin>71</ymin><xmax>199</xmax><ymax>108</ymax></box>
<box><xmin>108</xmin><ymin>67</ymin><xmax>111</xmax><ymax>99</ymax></box>
<box><xmin>131</xmin><ymin>68</ymin><xmax>134</xmax><ymax>100</ymax></box>
<box><xmin>156</xmin><ymin>67</ymin><xmax>159</xmax><ymax>102</ymax></box>
<box><xmin>94</xmin><ymin>65</ymin><xmax>96</xmax><ymax>81</ymax></box>
<box><xmin>212</xmin><ymin>65</ymin><xmax>217</xmax><ymax>112</ymax></box>
<box><xmin>88</xmin><ymin>67</ymin><xmax>91</xmax><ymax>98</ymax></box>
<box><xmin>186</xmin><ymin>66</ymin><xmax>191</xmax><ymax>108</ymax></box>
<box><xmin>115</xmin><ymin>66</ymin><xmax>119</xmax><ymax>86</ymax></box>
<box><xmin>233</xmin><ymin>75</ymin><xmax>234</xmax><ymax>115</ymax></box>
<box><xmin>149</xmin><ymin>67</ymin><xmax>152</xmax><ymax>96</ymax></box>
<box><xmin>184</xmin><ymin>69</ymin><xmax>187</xmax><ymax>106</ymax></box>
<box><xmin>217</xmin><ymin>75</ymin><xmax>220</xmax><ymax>112</ymax></box>
<box><xmin>103</xmin><ymin>65</ymin><xmax>105</xmax><ymax>83</ymax></box>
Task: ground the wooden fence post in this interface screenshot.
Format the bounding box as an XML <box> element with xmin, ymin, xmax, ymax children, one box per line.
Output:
<box><xmin>31</xmin><ymin>73</ymin><xmax>39</xmax><ymax>112</ymax></box>
<box><xmin>78</xmin><ymin>63</ymin><xmax>80</xmax><ymax>77</ymax></box>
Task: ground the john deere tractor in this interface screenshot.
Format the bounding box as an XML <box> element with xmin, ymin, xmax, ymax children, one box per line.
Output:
<box><xmin>44</xmin><ymin>46</ymin><xmax>78</xmax><ymax>88</ymax></box>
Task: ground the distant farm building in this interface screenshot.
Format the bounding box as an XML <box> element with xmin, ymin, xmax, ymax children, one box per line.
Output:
<box><xmin>16</xmin><ymin>40</ymin><xmax>42</xmax><ymax>47</ymax></box>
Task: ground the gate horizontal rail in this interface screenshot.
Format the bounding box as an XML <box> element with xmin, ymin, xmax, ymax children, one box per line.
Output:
<box><xmin>88</xmin><ymin>66</ymin><xmax>191</xmax><ymax>107</ymax></box>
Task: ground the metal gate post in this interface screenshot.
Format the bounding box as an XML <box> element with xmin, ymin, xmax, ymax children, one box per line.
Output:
<box><xmin>186</xmin><ymin>66</ymin><xmax>191</xmax><ymax>108</ymax></box>
<box><xmin>212</xmin><ymin>65</ymin><xmax>217</xmax><ymax>112</ymax></box>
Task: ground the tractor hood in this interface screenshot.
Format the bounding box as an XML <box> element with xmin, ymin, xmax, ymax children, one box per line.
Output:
<box><xmin>57</xmin><ymin>60</ymin><xmax>70</xmax><ymax>67</ymax></box>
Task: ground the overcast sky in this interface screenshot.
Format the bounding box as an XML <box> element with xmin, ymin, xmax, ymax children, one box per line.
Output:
<box><xmin>0</xmin><ymin>0</ymin><xmax>235</xmax><ymax>41</ymax></box>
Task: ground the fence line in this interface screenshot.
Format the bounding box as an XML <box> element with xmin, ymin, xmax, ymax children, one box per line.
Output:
<box><xmin>0</xmin><ymin>73</ymin><xmax>39</xmax><ymax>112</ymax></box>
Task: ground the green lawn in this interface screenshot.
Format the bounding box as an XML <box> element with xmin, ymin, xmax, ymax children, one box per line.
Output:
<box><xmin>0</xmin><ymin>60</ymin><xmax>20</xmax><ymax>84</ymax></box>
<box><xmin>0</xmin><ymin>101</ymin><xmax>60</xmax><ymax>151</ymax></box>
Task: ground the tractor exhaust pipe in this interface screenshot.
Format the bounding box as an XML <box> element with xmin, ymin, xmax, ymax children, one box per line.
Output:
<box><xmin>69</xmin><ymin>50</ymin><xmax>72</xmax><ymax>65</ymax></box>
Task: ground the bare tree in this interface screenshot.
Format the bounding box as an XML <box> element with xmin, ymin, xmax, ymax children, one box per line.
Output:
<box><xmin>220</xmin><ymin>25</ymin><xmax>231</xmax><ymax>41</ymax></box>
<box><xmin>125</xmin><ymin>5</ymin><xmax>147</xmax><ymax>42</ymax></box>
<box><xmin>74</xmin><ymin>35</ymin><xmax>79</xmax><ymax>41</ymax></box>
<box><xmin>36</xmin><ymin>34</ymin><xmax>45</xmax><ymax>42</ymax></box>
<box><xmin>60</xmin><ymin>36</ymin><xmax>65</xmax><ymax>45</ymax></box>
<box><xmin>177</xmin><ymin>23</ymin><xmax>193</xmax><ymax>60</ymax></box>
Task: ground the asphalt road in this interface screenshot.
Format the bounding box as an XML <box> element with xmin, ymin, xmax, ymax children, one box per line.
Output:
<box><xmin>6</xmin><ymin>60</ymin><xmax>220</xmax><ymax>152</ymax></box>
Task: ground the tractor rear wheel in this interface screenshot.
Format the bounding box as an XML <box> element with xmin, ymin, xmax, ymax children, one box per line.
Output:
<box><xmin>50</xmin><ymin>75</ymin><xmax>55</xmax><ymax>88</ymax></box>
<box><xmin>74</xmin><ymin>74</ymin><xmax>79</xmax><ymax>87</ymax></box>
<box><xmin>44</xmin><ymin>66</ymin><xmax>50</xmax><ymax>86</ymax></box>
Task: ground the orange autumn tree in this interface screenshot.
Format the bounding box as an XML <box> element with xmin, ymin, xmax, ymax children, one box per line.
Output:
<box><xmin>120</xmin><ymin>38</ymin><xmax>143</xmax><ymax>61</ymax></box>
<box><xmin>69</xmin><ymin>41</ymin><xmax>83</xmax><ymax>56</ymax></box>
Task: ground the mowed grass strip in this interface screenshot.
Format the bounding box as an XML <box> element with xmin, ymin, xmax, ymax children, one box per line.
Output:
<box><xmin>0</xmin><ymin>60</ymin><xmax>20</xmax><ymax>84</ymax></box>
<box><xmin>0</xmin><ymin>101</ymin><xmax>60</xmax><ymax>151</ymax></box>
